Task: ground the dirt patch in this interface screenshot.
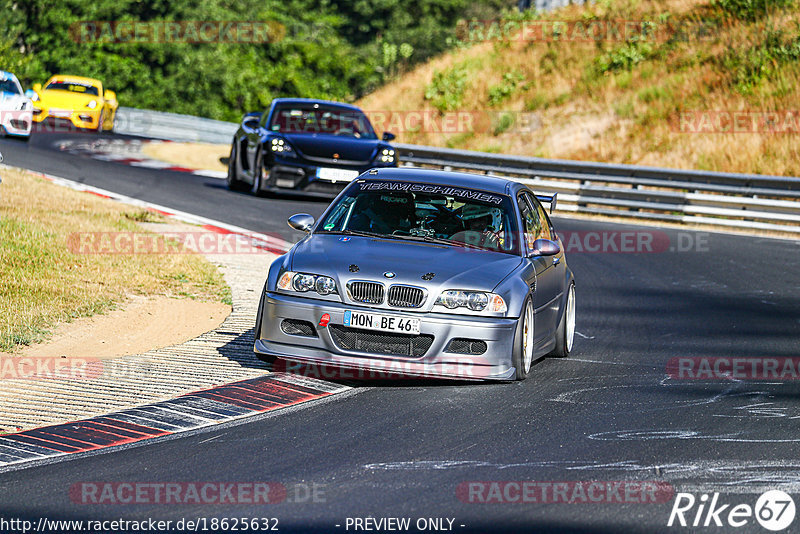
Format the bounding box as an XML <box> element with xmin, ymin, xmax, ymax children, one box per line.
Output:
<box><xmin>142</xmin><ymin>141</ymin><xmax>228</xmax><ymax>172</ymax></box>
<box><xmin>0</xmin><ymin>295</ymin><xmax>229</xmax><ymax>360</ymax></box>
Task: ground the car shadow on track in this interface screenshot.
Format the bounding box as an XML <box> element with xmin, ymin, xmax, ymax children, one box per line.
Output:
<box><xmin>215</xmin><ymin>326</ymin><xmax>272</xmax><ymax>370</ymax></box>
<box><xmin>216</xmin><ymin>325</ymin><xmax>558</xmax><ymax>389</ymax></box>
<box><xmin>273</xmin><ymin>365</ymin><xmax>486</xmax><ymax>389</ymax></box>
<box><xmin>215</xmin><ymin>327</ymin><xmax>523</xmax><ymax>389</ymax></box>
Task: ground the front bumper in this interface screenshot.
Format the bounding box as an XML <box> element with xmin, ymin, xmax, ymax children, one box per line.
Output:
<box><xmin>0</xmin><ymin>110</ymin><xmax>32</xmax><ymax>137</ymax></box>
<box><xmin>32</xmin><ymin>107</ymin><xmax>100</xmax><ymax>130</ymax></box>
<box><xmin>254</xmin><ymin>292</ymin><xmax>518</xmax><ymax>381</ymax></box>
<box><xmin>264</xmin><ymin>162</ymin><xmax>395</xmax><ymax>197</ymax></box>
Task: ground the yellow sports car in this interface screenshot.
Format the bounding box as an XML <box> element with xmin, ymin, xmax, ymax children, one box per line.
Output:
<box><xmin>30</xmin><ymin>75</ymin><xmax>117</xmax><ymax>132</ymax></box>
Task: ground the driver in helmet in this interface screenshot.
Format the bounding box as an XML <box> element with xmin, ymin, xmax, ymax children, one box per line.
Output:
<box><xmin>455</xmin><ymin>204</ymin><xmax>503</xmax><ymax>250</ymax></box>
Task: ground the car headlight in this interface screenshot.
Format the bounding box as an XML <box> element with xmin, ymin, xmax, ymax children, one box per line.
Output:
<box><xmin>270</xmin><ymin>137</ymin><xmax>295</xmax><ymax>156</ymax></box>
<box><xmin>291</xmin><ymin>273</ymin><xmax>316</xmax><ymax>292</ymax></box>
<box><xmin>315</xmin><ymin>276</ymin><xmax>337</xmax><ymax>295</ymax></box>
<box><xmin>435</xmin><ymin>290</ymin><xmax>507</xmax><ymax>313</ymax></box>
<box><xmin>278</xmin><ymin>271</ymin><xmax>338</xmax><ymax>296</ymax></box>
<box><xmin>378</xmin><ymin>148</ymin><xmax>395</xmax><ymax>164</ymax></box>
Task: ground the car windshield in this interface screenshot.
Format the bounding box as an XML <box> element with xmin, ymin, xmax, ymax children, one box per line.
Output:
<box><xmin>45</xmin><ymin>81</ymin><xmax>99</xmax><ymax>96</ymax></box>
<box><xmin>317</xmin><ymin>180</ymin><xmax>521</xmax><ymax>255</ymax></box>
<box><xmin>0</xmin><ymin>79</ymin><xmax>22</xmax><ymax>95</ymax></box>
<box><xmin>269</xmin><ymin>105</ymin><xmax>377</xmax><ymax>139</ymax></box>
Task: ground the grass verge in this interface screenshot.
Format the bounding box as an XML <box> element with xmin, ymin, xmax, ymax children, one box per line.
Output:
<box><xmin>140</xmin><ymin>141</ymin><xmax>228</xmax><ymax>173</ymax></box>
<box><xmin>0</xmin><ymin>166</ymin><xmax>231</xmax><ymax>351</ymax></box>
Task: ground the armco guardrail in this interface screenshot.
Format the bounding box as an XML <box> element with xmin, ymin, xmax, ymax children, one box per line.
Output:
<box><xmin>395</xmin><ymin>143</ymin><xmax>800</xmax><ymax>234</ymax></box>
<box><xmin>112</xmin><ymin>107</ymin><xmax>800</xmax><ymax>234</ymax></box>
<box><xmin>113</xmin><ymin>107</ymin><xmax>238</xmax><ymax>144</ymax></box>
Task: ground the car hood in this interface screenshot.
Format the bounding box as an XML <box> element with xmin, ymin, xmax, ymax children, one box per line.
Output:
<box><xmin>0</xmin><ymin>92</ymin><xmax>28</xmax><ymax>109</ymax></box>
<box><xmin>39</xmin><ymin>90</ymin><xmax>98</xmax><ymax>109</ymax></box>
<box><xmin>290</xmin><ymin>234</ymin><xmax>522</xmax><ymax>292</ymax></box>
<box><xmin>285</xmin><ymin>134</ymin><xmax>380</xmax><ymax>162</ymax></box>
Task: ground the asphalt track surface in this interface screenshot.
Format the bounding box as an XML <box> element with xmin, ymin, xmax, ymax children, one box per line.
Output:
<box><xmin>2</xmin><ymin>131</ymin><xmax>800</xmax><ymax>533</ymax></box>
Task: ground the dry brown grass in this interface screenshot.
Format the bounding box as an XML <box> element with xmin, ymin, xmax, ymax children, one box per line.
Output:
<box><xmin>0</xmin><ymin>167</ymin><xmax>230</xmax><ymax>351</ymax></box>
<box><xmin>358</xmin><ymin>0</ymin><xmax>800</xmax><ymax>176</ymax></box>
<box><xmin>141</xmin><ymin>141</ymin><xmax>228</xmax><ymax>172</ymax></box>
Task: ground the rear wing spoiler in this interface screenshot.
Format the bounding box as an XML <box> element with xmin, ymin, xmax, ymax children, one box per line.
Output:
<box><xmin>535</xmin><ymin>193</ymin><xmax>557</xmax><ymax>214</ymax></box>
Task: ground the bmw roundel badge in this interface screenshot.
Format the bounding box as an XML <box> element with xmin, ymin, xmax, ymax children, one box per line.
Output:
<box><xmin>383</xmin><ymin>271</ymin><xmax>396</xmax><ymax>279</ymax></box>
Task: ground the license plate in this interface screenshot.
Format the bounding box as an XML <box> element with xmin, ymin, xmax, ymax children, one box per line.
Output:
<box><xmin>50</xmin><ymin>109</ymin><xmax>71</xmax><ymax>118</ymax></box>
<box><xmin>316</xmin><ymin>167</ymin><xmax>359</xmax><ymax>183</ymax></box>
<box><xmin>275</xmin><ymin>179</ymin><xmax>296</xmax><ymax>188</ymax></box>
<box><xmin>343</xmin><ymin>310</ymin><xmax>420</xmax><ymax>335</ymax></box>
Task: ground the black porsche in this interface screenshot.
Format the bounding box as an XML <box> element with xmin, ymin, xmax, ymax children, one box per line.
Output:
<box><xmin>226</xmin><ymin>98</ymin><xmax>398</xmax><ymax>196</ymax></box>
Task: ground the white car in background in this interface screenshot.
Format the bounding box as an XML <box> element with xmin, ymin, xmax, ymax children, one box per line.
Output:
<box><xmin>0</xmin><ymin>71</ymin><xmax>33</xmax><ymax>140</ymax></box>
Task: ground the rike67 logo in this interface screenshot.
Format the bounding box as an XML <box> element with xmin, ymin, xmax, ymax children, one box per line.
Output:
<box><xmin>668</xmin><ymin>490</ymin><xmax>795</xmax><ymax>531</ymax></box>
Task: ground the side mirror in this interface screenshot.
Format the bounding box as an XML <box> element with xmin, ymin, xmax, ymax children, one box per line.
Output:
<box><xmin>382</xmin><ymin>131</ymin><xmax>395</xmax><ymax>141</ymax></box>
<box><xmin>288</xmin><ymin>213</ymin><xmax>315</xmax><ymax>233</ymax></box>
<box><xmin>104</xmin><ymin>90</ymin><xmax>116</xmax><ymax>101</ymax></box>
<box><xmin>24</xmin><ymin>89</ymin><xmax>36</xmax><ymax>99</ymax></box>
<box><xmin>242</xmin><ymin>112</ymin><xmax>262</xmax><ymax>129</ymax></box>
<box><xmin>32</xmin><ymin>83</ymin><xmax>42</xmax><ymax>92</ymax></box>
<box><xmin>530</xmin><ymin>238</ymin><xmax>560</xmax><ymax>257</ymax></box>
<box><xmin>243</xmin><ymin>117</ymin><xmax>260</xmax><ymax>130</ymax></box>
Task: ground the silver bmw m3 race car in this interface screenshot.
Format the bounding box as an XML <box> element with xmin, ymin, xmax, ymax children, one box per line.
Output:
<box><xmin>254</xmin><ymin>167</ymin><xmax>576</xmax><ymax>380</ymax></box>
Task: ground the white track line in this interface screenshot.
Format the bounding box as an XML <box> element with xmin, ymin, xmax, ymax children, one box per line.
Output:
<box><xmin>2</xmin><ymin>164</ymin><xmax>293</xmax><ymax>252</ymax></box>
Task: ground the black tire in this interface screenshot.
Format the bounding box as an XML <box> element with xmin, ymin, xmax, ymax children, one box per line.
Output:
<box><xmin>226</xmin><ymin>143</ymin><xmax>248</xmax><ymax>191</ymax></box>
<box><xmin>511</xmin><ymin>296</ymin><xmax>535</xmax><ymax>381</ymax></box>
<box><xmin>551</xmin><ymin>283</ymin><xmax>575</xmax><ymax>358</ymax></box>
<box><xmin>251</xmin><ymin>149</ymin><xmax>265</xmax><ymax>196</ymax></box>
<box><xmin>253</xmin><ymin>289</ymin><xmax>277</xmax><ymax>365</ymax></box>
